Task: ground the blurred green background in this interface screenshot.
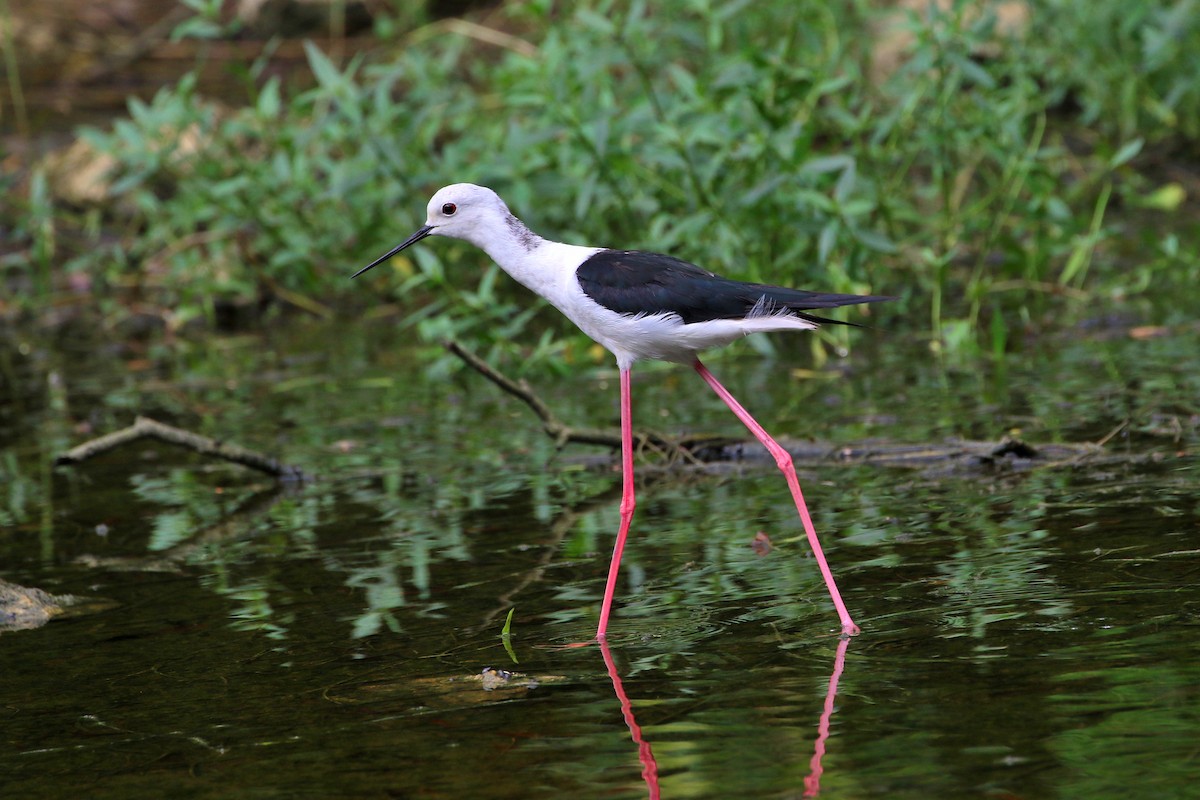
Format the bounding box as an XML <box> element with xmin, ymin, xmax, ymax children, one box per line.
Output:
<box><xmin>2</xmin><ymin>0</ymin><xmax>1198</xmax><ymax>367</ymax></box>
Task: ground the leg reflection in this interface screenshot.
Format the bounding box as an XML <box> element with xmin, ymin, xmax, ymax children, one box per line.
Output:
<box><xmin>598</xmin><ymin>638</ymin><xmax>661</xmax><ymax>799</ymax></box>
<box><xmin>804</xmin><ymin>635</ymin><xmax>852</xmax><ymax>797</ymax></box>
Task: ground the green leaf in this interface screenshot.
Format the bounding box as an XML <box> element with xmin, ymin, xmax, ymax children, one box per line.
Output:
<box><xmin>305</xmin><ymin>41</ymin><xmax>343</xmax><ymax>91</ymax></box>
<box><xmin>1109</xmin><ymin>138</ymin><xmax>1144</xmax><ymax>169</ymax></box>
<box><xmin>1139</xmin><ymin>183</ymin><xmax>1185</xmax><ymax>211</ymax></box>
<box><xmin>257</xmin><ymin>77</ymin><xmax>281</xmax><ymax>118</ymax></box>
<box><xmin>800</xmin><ymin>155</ymin><xmax>854</xmax><ymax>175</ymax></box>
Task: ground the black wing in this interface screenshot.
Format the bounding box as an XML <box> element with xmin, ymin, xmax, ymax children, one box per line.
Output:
<box><xmin>576</xmin><ymin>250</ymin><xmax>891</xmax><ymax>325</ymax></box>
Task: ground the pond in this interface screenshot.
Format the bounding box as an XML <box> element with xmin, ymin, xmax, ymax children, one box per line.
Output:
<box><xmin>1</xmin><ymin>314</ymin><xmax>1197</xmax><ymax>798</ymax></box>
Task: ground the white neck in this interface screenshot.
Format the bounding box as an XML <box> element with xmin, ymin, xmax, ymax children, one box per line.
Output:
<box><xmin>455</xmin><ymin>211</ymin><xmax>599</xmax><ymax>303</ymax></box>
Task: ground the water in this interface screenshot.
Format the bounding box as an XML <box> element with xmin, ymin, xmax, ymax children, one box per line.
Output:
<box><xmin>1</xmin><ymin>317</ymin><xmax>1197</xmax><ymax>798</ymax></box>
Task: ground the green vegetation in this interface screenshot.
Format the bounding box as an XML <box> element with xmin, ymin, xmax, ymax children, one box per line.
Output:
<box><xmin>3</xmin><ymin>0</ymin><xmax>1198</xmax><ymax>365</ymax></box>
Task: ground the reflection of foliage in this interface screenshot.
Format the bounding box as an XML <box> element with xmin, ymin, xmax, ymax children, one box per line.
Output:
<box><xmin>131</xmin><ymin>469</ymin><xmax>241</xmax><ymax>551</ymax></box>
<box><xmin>6</xmin><ymin>301</ymin><xmax>1199</xmax><ymax>799</ymax></box>
<box><xmin>90</xmin><ymin>317</ymin><xmax>1193</xmax><ymax>650</ymax></box>
<box><xmin>1052</xmin><ymin>650</ymin><xmax>1200</xmax><ymax>797</ymax></box>
<box><xmin>928</xmin><ymin>497</ymin><xmax>1071</xmax><ymax>639</ymax></box>
<box><xmin>6</xmin><ymin>302</ymin><xmax>1191</xmax><ymax>658</ymax></box>
<box><xmin>344</xmin><ymin>559</ymin><xmax>406</xmax><ymax>639</ymax></box>
<box><xmin>0</xmin><ymin>450</ymin><xmax>35</xmax><ymax>526</ymax></box>
<box><xmin>221</xmin><ymin>577</ymin><xmax>293</xmax><ymax>641</ymax></box>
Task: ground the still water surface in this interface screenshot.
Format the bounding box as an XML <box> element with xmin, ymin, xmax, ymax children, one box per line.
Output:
<box><xmin>1</xmin><ymin>319</ymin><xmax>1197</xmax><ymax>798</ymax></box>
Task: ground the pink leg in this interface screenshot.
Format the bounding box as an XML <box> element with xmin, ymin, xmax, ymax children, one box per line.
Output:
<box><xmin>597</xmin><ymin>368</ymin><xmax>636</xmax><ymax>640</ymax></box>
<box><xmin>694</xmin><ymin>359</ymin><xmax>860</xmax><ymax>635</ymax></box>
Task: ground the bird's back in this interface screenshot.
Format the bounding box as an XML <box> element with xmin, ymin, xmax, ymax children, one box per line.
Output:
<box><xmin>576</xmin><ymin>249</ymin><xmax>889</xmax><ymax>326</ymax></box>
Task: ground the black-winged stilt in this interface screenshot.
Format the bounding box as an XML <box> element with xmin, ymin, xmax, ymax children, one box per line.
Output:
<box><xmin>355</xmin><ymin>183</ymin><xmax>890</xmax><ymax>638</ymax></box>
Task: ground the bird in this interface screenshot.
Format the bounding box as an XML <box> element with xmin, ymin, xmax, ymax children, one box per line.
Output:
<box><xmin>354</xmin><ymin>183</ymin><xmax>891</xmax><ymax>639</ymax></box>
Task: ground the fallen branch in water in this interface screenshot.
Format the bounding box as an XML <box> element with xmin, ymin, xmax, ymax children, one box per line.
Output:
<box><xmin>443</xmin><ymin>342</ymin><xmax>1131</xmax><ymax>477</ymax></box>
<box><xmin>444</xmin><ymin>340</ymin><xmax>696</xmax><ymax>464</ymax></box>
<box><xmin>55</xmin><ymin>416</ymin><xmax>307</xmax><ymax>481</ymax></box>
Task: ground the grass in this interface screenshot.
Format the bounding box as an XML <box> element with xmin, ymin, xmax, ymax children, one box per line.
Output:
<box><xmin>2</xmin><ymin>0</ymin><xmax>1198</xmax><ymax>366</ymax></box>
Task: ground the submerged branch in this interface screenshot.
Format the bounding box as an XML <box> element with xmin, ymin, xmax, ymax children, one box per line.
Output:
<box><xmin>55</xmin><ymin>416</ymin><xmax>307</xmax><ymax>481</ymax></box>
<box><xmin>443</xmin><ymin>342</ymin><xmax>1133</xmax><ymax>477</ymax></box>
<box><xmin>444</xmin><ymin>340</ymin><xmax>1142</xmax><ymax>479</ymax></box>
<box><xmin>444</xmin><ymin>340</ymin><xmax>695</xmax><ymax>464</ymax></box>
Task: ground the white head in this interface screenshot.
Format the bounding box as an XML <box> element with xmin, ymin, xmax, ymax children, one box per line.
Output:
<box><xmin>353</xmin><ymin>183</ymin><xmax>536</xmax><ymax>278</ymax></box>
<box><xmin>424</xmin><ymin>183</ymin><xmax>508</xmax><ymax>242</ymax></box>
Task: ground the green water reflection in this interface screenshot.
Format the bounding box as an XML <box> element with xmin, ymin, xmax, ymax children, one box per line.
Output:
<box><xmin>0</xmin><ymin>319</ymin><xmax>1196</xmax><ymax>798</ymax></box>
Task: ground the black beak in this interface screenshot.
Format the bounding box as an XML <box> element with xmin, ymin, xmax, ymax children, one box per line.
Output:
<box><xmin>352</xmin><ymin>225</ymin><xmax>434</xmax><ymax>278</ymax></box>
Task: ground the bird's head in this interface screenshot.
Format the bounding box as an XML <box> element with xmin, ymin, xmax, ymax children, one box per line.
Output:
<box><xmin>353</xmin><ymin>183</ymin><xmax>506</xmax><ymax>279</ymax></box>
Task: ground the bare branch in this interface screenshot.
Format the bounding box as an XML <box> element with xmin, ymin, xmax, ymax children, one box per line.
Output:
<box><xmin>55</xmin><ymin>416</ymin><xmax>307</xmax><ymax>481</ymax></box>
<box><xmin>444</xmin><ymin>340</ymin><xmax>695</xmax><ymax>463</ymax></box>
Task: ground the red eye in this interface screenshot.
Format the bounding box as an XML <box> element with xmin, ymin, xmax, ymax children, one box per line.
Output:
<box><xmin>442</xmin><ymin>203</ymin><xmax>457</xmax><ymax>216</ymax></box>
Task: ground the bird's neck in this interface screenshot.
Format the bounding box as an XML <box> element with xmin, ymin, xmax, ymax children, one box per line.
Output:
<box><xmin>470</xmin><ymin>215</ymin><xmax>549</xmax><ymax>285</ymax></box>
<box><xmin>499</xmin><ymin>211</ymin><xmax>543</xmax><ymax>254</ymax></box>
<box><xmin>467</xmin><ymin>215</ymin><xmax>597</xmax><ymax>303</ymax></box>
<box><xmin>460</xmin><ymin>212</ymin><xmax>542</xmax><ymax>265</ymax></box>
